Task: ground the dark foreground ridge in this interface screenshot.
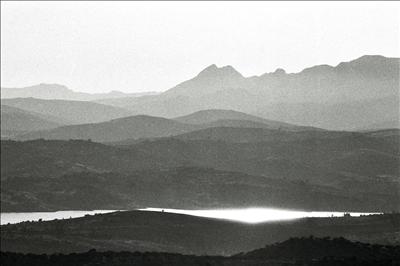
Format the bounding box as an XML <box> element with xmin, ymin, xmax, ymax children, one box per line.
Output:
<box><xmin>1</xmin><ymin>210</ymin><xmax>399</xmax><ymax>255</ymax></box>
<box><xmin>2</xmin><ymin>237</ymin><xmax>399</xmax><ymax>266</ymax></box>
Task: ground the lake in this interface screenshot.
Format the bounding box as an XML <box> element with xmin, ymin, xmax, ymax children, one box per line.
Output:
<box><xmin>0</xmin><ymin>210</ymin><xmax>117</xmax><ymax>225</ymax></box>
<box><xmin>0</xmin><ymin>208</ymin><xmax>379</xmax><ymax>225</ymax></box>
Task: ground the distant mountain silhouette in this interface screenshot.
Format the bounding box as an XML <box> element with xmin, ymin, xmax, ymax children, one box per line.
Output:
<box><xmin>97</xmin><ymin>55</ymin><xmax>399</xmax><ymax>130</ymax></box>
<box><xmin>1</xmin><ymin>98</ymin><xmax>133</xmax><ymax>124</ymax></box>
<box><xmin>1</xmin><ymin>83</ymin><xmax>158</xmax><ymax>101</ymax></box>
<box><xmin>254</xmin><ymin>96</ymin><xmax>399</xmax><ymax>130</ymax></box>
<box><xmin>3</xmin><ymin>55</ymin><xmax>397</xmax><ymax>130</ymax></box>
<box><xmin>1</xmin><ymin>105</ymin><xmax>62</xmax><ymax>138</ymax></box>
<box><xmin>163</xmin><ymin>64</ymin><xmax>246</xmax><ymax>98</ymax></box>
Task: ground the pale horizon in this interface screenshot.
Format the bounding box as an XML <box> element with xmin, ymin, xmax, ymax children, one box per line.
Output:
<box><xmin>1</xmin><ymin>1</ymin><xmax>399</xmax><ymax>93</ymax></box>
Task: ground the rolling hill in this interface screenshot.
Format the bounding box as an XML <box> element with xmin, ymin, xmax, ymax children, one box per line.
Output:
<box><xmin>173</xmin><ymin>109</ymin><xmax>305</xmax><ymax>130</ymax></box>
<box><xmin>173</xmin><ymin>127</ymin><xmax>337</xmax><ymax>143</ymax></box>
<box><xmin>4</xmin><ymin>131</ymin><xmax>399</xmax><ymax>185</ymax></box>
<box><xmin>1</xmin><ymin>105</ymin><xmax>63</xmax><ymax>138</ymax></box>
<box><xmin>15</xmin><ymin>110</ymin><xmax>314</xmax><ymax>142</ymax></box>
<box><xmin>2</xmin><ymin>135</ymin><xmax>399</xmax><ymax>212</ymax></box>
<box><xmin>2</xmin><ymin>166</ymin><xmax>371</xmax><ymax>212</ymax></box>
<box><xmin>1</xmin><ymin>98</ymin><xmax>133</xmax><ymax>124</ymax></box>
<box><xmin>131</xmin><ymin>134</ymin><xmax>399</xmax><ymax>183</ymax></box>
<box><xmin>16</xmin><ymin>115</ymin><xmax>200</xmax><ymax>142</ymax></box>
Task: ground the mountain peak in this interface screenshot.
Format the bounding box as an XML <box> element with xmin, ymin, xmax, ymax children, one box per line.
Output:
<box><xmin>37</xmin><ymin>83</ymin><xmax>67</xmax><ymax>87</ymax></box>
<box><xmin>351</xmin><ymin>55</ymin><xmax>388</xmax><ymax>63</ymax></box>
<box><xmin>336</xmin><ymin>55</ymin><xmax>387</xmax><ymax>69</ymax></box>
<box><xmin>197</xmin><ymin>64</ymin><xmax>243</xmax><ymax>78</ymax></box>
<box><xmin>273</xmin><ymin>68</ymin><xmax>286</xmax><ymax>75</ymax></box>
<box><xmin>197</xmin><ymin>64</ymin><xmax>218</xmax><ymax>76</ymax></box>
<box><xmin>33</xmin><ymin>83</ymin><xmax>70</xmax><ymax>91</ymax></box>
<box><xmin>335</xmin><ymin>55</ymin><xmax>399</xmax><ymax>76</ymax></box>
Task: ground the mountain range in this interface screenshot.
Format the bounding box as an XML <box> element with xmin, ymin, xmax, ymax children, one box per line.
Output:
<box><xmin>1</xmin><ymin>83</ymin><xmax>158</xmax><ymax>101</ymax></box>
<box><xmin>96</xmin><ymin>55</ymin><xmax>400</xmax><ymax>130</ymax></box>
<box><xmin>1</xmin><ymin>54</ymin><xmax>399</xmax><ymax>213</ymax></box>
<box><xmin>1</xmin><ymin>55</ymin><xmax>399</xmax><ymax>130</ymax></box>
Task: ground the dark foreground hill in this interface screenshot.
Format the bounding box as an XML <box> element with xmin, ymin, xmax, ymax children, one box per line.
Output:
<box><xmin>1</xmin><ymin>211</ymin><xmax>399</xmax><ymax>255</ymax></box>
<box><xmin>2</xmin><ymin>237</ymin><xmax>400</xmax><ymax>266</ymax></box>
<box><xmin>237</xmin><ymin>236</ymin><xmax>400</xmax><ymax>260</ymax></box>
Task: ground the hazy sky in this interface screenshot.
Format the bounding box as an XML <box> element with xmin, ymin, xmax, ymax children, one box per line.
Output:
<box><xmin>1</xmin><ymin>1</ymin><xmax>399</xmax><ymax>93</ymax></box>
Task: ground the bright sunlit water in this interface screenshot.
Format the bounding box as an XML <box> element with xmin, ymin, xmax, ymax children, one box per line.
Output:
<box><xmin>1</xmin><ymin>208</ymin><xmax>380</xmax><ymax>225</ymax></box>
<box><xmin>141</xmin><ymin>208</ymin><xmax>380</xmax><ymax>223</ymax></box>
<box><xmin>0</xmin><ymin>210</ymin><xmax>116</xmax><ymax>225</ymax></box>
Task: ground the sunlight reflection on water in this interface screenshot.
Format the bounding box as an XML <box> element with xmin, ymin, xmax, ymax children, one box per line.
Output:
<box><xmin>141</xmin><ymin>207</ymin><xmax>380</xmax><ymax>223</ymax></box>
<box><xmin>1</xmin><ymin>208</ymin><xmax>380</xmax><ymax>225</ymax></box>
<box><xmin>0</xmin><ymin>210</ymin><xmax>116</xmax><ymax>225</ymax></box>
